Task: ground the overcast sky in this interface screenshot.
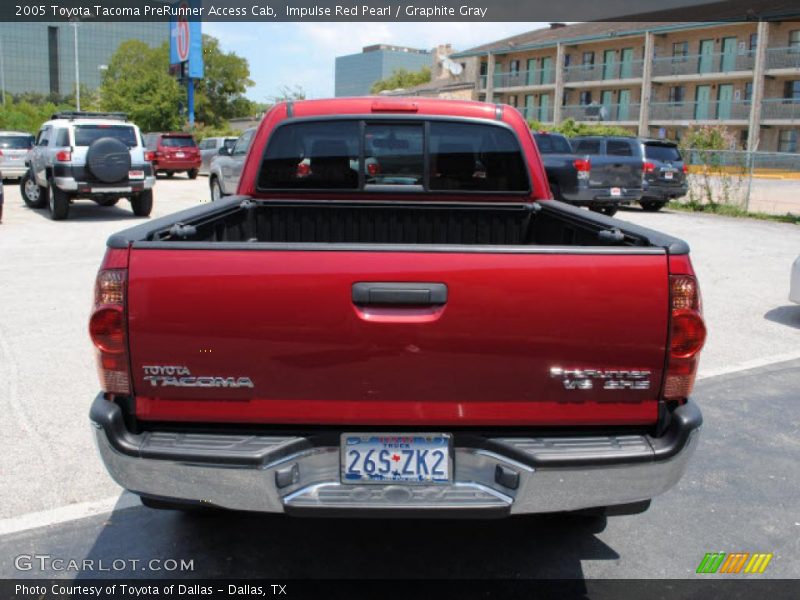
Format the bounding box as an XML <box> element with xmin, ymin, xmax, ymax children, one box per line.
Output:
<box><xmin>202</xmin><ymin>22</ymin><xmax>547</xmax><ymax>102</ymax></box>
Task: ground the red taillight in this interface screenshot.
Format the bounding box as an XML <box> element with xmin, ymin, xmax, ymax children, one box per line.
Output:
<box><xmin>664</xmin><ymin>273</ymin><xmax>706</xmax><ymax>402</ymax></box>
<box><xmin>56</xmin><ymin>150</ymin><xmax>72</xmax><ymax>162</ymax></box>
<box><xmin>90</xmin><ymin>265</ymin><xmax>130</xmax><ymax>395</ymax></box>
<box><xmin>643</xmin><ymin>161</ymin><xmax>656</xmax><ymax>173</ymax></box>
<box><xmin>367</xmin><ymin>162</ymin><xmax>381</xmax><ymax>176</ymax></box>
<box><xmin>296</xmin><ymin>162</ymin><xmax>311</xmax><ymax>177</ymax></box>
<box><xmin>145</xmin><ymin>151</ymin><xmax>155</xmax><ymax>162</ymax></box>
<box><xmin>573</xmin><ymin>158</ymin><xmax>591</xmax><ymax>172</ymax></box>
<box><xmin>682</xmin><ymin>164</ymin><xmax>688</xmax><ymax>173</ymax></box>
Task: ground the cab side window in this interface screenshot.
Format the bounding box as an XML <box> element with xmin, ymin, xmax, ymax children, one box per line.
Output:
<box><xmin>55</xmin><ymin>129</ymin><xmax>70</xmax><ymax>147</ymax></box>
<box><xmin>36</xmin><ymin>128</ymin><xmax>50</xmax><ymax>146</ymax></box>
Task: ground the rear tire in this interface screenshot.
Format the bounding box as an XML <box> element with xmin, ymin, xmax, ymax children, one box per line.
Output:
<box><xmin>47</xmin><ymin>181</ymin><xmax>70</xmax><ymax>220</ymax></box>
<box><xmin>130</xmin><ymin>190</ymin><xmax>153</xmax><ymax>217</ymax></box>
<box><xmin>601</xmin><ymin>206</ymin><xmax>618</xmax><ymax>217</ymax></box>
<box><xmin>640</xmin><ymin>200</ymin><xmax>666</xmax><ymax>212</ymax></box>
<box><xmin>166</xmin><ymin>171</ymin><xmax>175</xmax><ymax>179</ymax></box>
<box><xmin>210</xmin><ymin>177</ymin><xmax>224</xmax><ymax>202</ymax></box>
<box><xmin>187</xmin><ymin>169</ymin><xmax>198</xmax><ymax>180</ymax></box>
<box><xmin>21</xmin><ymin>171</ymin><xmax>47</xmax><ymax>208</ymax></box>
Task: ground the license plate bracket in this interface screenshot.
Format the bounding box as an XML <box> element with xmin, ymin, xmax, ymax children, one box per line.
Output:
<box><xmin>341</xmin><ymin>433</ymin><xmax>452</xmax><ymax>484</ymax></box>
<box><xmin>610</xmin><ymin>187</ymin><xmax>622</xmax><ymax>197</ymax></box>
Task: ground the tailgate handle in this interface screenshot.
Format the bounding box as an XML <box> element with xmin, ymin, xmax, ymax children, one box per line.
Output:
<box><xmin>352</xmin><ymin>282</ymin><xmax>447</xmax><ymax>306</ymax></box>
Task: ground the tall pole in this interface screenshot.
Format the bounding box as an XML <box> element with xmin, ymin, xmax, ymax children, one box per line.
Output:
<box><xmin>72</xmin><ymin>21</ymin><xmax>80</xmax><ymax>110</ymax></box>
<box><xmin>0</xmin><ymin>33</ymin><xmax>6</xmax><ymax>105</ymax></box>
<box><xmin>187</xmin><ymin>76</ymin><xmax>195</xmax><ymax>128</ymax></box>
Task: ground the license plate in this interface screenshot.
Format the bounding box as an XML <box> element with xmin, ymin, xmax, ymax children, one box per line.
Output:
<box><xmin>176</xmin><ymin>152</ymin><xmax>185</xmax><ymax>158</ymax></box>
<box><xmin>610</xmin><ymin>187</ymin><xmax>622</xmax><ymax>197</ymax></box>
<box><xmin>341</xmin><ymin>434</ymin><xmax>452</xmax><ymax>484</ymax></box>
<box><xmin>128</xmin><ymin>170</ymin><xmax>144</xmax><ymax>180</ymax></box>
<box><xmin>664</xmin><ymin>171</ymin><xmax>674</xmax><ymax>180</ymax></box>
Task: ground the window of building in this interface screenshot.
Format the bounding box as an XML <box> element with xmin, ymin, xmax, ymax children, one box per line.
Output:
<box><xmin>672</xmin><ymin>41</ymin><xmax>689</xmax><ymax>61</ymax></box>
<box><xmin>579</xmin><ymin>91</ymin><xmax>592</xmax><ymax>105</ymax></box>
<box><xmin>783</xmin><ymin>80</ymin><xmax>800</xmax><ymax>102</ymax></box>
<box><xmin>668</xmin><ymin>86</ymin><xmax>685</xmax><ymax>104</ymax></box>
<box><xmin>564</xmin><ymin>54</ymin><xmax>572</xmax><ymax>68</ymax></box>
<box><xmin>740</xmin><ymin>129</ymin><xmax>749</xmax><ymax>148</ymax></box>
<box><xmin>509</xmin><ymin>60</ymin><xmax>520</xmax><ymax>74</ymax></box>
<box><xmin>480</xmin><ymin>62</ymin><xmax>488</xmax><ymax>75</ymax></box>
<box><xmin>582</xmin><ymin>52</ymin><xmax>595</xmax><ymax>68</ymax></box>
<box><xmin>749</xmin><ymin>33</ymin><xmax>758</xmax><ymax>54</ymax></box>
<box><xmin>744</xmin><ymin>82</ymin><xmax>753</xmax><ymax>104</ymax></box>
<box><xmin>789</xmin><ymin>30</ymin><xmax>800</xmax><ymax>50</ymax></box>
<box><xmin>507</xmin><ymin>95</ymin><xmax>518</xmax><ymax>107</ymax></box>
<box><xmin>778</xmin><ymin>129</ymin><xmax>798</xmax><ymax>152</ymax></box>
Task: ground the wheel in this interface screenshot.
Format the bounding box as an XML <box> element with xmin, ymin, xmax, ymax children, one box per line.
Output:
<box><xmin>130</xmin><ymin>190</ymin><xmax>153</xmax><ymax>217</ymax></box>
<box><xmin>20</xmin><ymin>171</ymin><xmax>48</xmax><ymax>208</ymax></box>
<box><xmin>601</xmin><ymin>206</ymin><xmax>618</xmax><ymax>217</ymax></box>
<box><xmin>210</xmin><ymin>177</ymin><xmax>224</xmax><ymax>202</ymax></box>
<box><xmin>187</xmin><ymin>169</ymin><xmax>199</xmax><ymax>180</ymax></box>
<box><xmin>95</xmin><ymin>198</ymin><xmax>119</xmax><ymax>207</ymax></box>
<box><xmin>47</xmin><ymin>181</ymin><xmax>70</xmax><ymax>220</ymax></box>
<box><xmin>640</xmin><ymin>201</ymin><xmax>666</xmax><ymax>212</ymax></box>
<box><xmin>166</xmin><ymin>171</ymin><xmax>175</xmax><ymax>179</ymax></box>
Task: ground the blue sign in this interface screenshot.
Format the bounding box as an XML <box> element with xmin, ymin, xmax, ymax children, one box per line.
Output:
<box><xmin>169</xmin><ymin>0</ymin><xmax>203</xmax><ymax>79</ymax></box>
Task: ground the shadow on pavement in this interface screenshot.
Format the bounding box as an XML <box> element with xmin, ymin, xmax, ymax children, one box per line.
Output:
<box><xmin>764</xmin><ymin>305</ymin><xmax>800</xmax><ymax>330</ymax></box>
<box><xmin>22</xmin><ymin>201</ymin><xmax>150</xmax><ymax>223</ymax></box>
<box><xmin>69</xmin><ymin>497</ymin><xmax>616</xmax><ymax>581</ymax></box>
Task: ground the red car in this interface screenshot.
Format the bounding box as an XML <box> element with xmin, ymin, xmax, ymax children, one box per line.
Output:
<box><xmin>143</xmin><ymin>132</ymin><xmax>201</xmax><ymax>179</ymax></box>
<box><xmin>90</xmin><ymin>97</ymin><xmax>705</xmax><ymax>518</ymax></box>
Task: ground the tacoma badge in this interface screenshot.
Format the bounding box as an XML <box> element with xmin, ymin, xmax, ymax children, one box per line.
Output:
<box><xmin>142</xmin><ymin>365</ymin><xmax>254</xmax><ymax>388</ymax></box>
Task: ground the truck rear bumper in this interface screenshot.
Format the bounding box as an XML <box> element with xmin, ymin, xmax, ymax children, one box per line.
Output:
<box><xmin>91</xmin><ymin>394</ymin><xmax>701</xmax><ymax>517</ymax></box>
<box><xmin>561</xmin><ymin>188</ymin><xmax>642</xmax><ymax>205</ymax></box>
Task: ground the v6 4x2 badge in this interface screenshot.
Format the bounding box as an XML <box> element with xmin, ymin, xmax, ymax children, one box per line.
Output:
<box><xmin>550</xmin><ymin>367</ymin><xmax>651</xmax><ymax>390</ymax></box>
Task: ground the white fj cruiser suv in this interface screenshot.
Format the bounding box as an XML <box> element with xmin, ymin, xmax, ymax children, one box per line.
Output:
<box><xmin>21</xmin><ymin>111</ymin><xmax>155</xmax><ymax>220</ymax></box>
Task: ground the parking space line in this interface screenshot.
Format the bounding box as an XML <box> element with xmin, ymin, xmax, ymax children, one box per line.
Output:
<box><xmin>697</xmin><ymin>351</ymin><xmax>800</xmax><ymax>380</ymax></box>
<box><xmin>0</xmin><ymin>492</ymin><xmax>139</xmax><ymax>537</ymax></box>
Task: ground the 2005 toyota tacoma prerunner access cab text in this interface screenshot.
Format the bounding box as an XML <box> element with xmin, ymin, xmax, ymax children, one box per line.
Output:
<box><xmin>89</xmin><ymin>98</ymin><xmax>706</xmax><ymax>518</ymax></box>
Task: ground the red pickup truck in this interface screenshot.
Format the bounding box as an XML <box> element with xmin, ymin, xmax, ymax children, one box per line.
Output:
<box><xmin>90</xmin><ymin>98</ymin><xmax>705</xmax><ymax>518</ymax></box>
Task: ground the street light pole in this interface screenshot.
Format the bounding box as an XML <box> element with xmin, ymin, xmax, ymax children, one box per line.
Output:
<box><xmin>71</xmin><ymin>21</ymin><xmax>80</xmax><ymax>110</ymax></box>
<box><xmin>0</xmin><ymin>33</ymin><xmax>6</xmax><ymax>105</ymax></box>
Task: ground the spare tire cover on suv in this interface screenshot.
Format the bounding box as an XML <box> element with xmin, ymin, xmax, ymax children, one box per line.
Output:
<box><xmin>86</xmin><ymin>137</ymin><xmax>131</xmax><ymax>183</ymax></box>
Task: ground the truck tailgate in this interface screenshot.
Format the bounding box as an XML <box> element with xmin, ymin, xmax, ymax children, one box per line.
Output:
<box><xmin>127</xmin><ymin>248</ymin><xmax>669</xmax><ymax>426</ymax></box>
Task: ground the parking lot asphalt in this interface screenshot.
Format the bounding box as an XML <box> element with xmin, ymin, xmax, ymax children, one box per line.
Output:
<box><xmin>0</xmin><ymin>175</ymin><xmax>798</xmax><ymax>579</ymax></box>
<box><xmin>0</xmin><ymin>358</ymin><xmax>797</xmax><ymax>579</ymax></box>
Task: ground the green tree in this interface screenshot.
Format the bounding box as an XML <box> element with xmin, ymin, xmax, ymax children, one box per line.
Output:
<box><xmin>194</xmin><ymin>34</ymin><xmax>255</xmax><ymax>127</ymax></box>
<box><xmin>529</xmin><ymin>118</ymin><xmax>633</xmax><ymax>138</ymax></box>
<box><xmin>98</xmin><ymin>40</ymin><xmax>183</xmax><ymax>132</ymax></box>
<box><xmin>370</xmin><ymin>67</ymin><xmax>432</xmax><ymax>94</ymax></box>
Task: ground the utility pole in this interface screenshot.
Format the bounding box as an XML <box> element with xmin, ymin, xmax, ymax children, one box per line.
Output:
<box><xmin>72</xmin><ymin>21</ymin><xmax>80</xmax><ymax>110</ymax></box>
<box><xmin>0</xmin><ymin>33</ymin><xmax>6</xmax><ymax>105</ymax></box>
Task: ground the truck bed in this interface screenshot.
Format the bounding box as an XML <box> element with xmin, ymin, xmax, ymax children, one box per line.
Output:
<box><xmin>110</xmin><ymin>195</ymin><xmax>686</xmax><ymax>252</ymax></box>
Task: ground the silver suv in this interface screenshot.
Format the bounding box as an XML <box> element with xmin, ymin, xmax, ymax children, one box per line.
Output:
<box><xmin>0</xmin><ymin>131</ymin><xmax>35</xmax><ymax>179</ymax></box>
<box><xmin>21</xmin><ymin>111</ymin><xmax>155</xmax><ymax>220</ymax></box>
<box><xmin>208</xmin><ymin>128</ymin><xmax>255</xmax><ymax>201</ymax></box>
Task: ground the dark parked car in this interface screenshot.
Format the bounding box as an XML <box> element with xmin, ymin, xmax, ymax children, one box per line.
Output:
<box><xmin>568</xmin><ymin>136</ymin><xmax>644</xmax><ymax>216</ymax></box>
<box><xmin>640</xmin><ymin>139</ymin><xmax>688</xmax><ymax>212</ymax></box>
<box><xmin>143</xmin><ymin>132</ymin><xmax>201</xmax><ymax>179</ymax></box>
<box><xmin>533</xmin><ymin>131</ymin><xmax>592</xmax><ymax>205</ymax></box>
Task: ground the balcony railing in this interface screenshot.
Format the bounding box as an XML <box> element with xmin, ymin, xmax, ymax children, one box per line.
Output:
<box><xmin>761</xmin><ymin>98</ymin><xmax>800</xmax><ymax>121</ymax></box>
<box><xmin>563</xmin><ymin>60</ymin><xmax>644</xmax><ymax>83</ymax></box>
<box><xmin>651</xmin><ymin>51</ymin><xmax>754</xmax><ymax>77</ymax></box>
<box><xmin>481</xmin><ymin>68</ymin><xmax>555</xmax><ymax>89</ymax></box>
<box><xmin>561</xmin><ymin>103</ymin><xmax>641</xmax><ymax>122</ymax></box>
<box><xmin>765</xmin><ymin>46</ymin><xmax>800</xmax><ymax>70</ymax></box>
<box><xmin>650</xmin><ymin>100</ymin><xmax>750</xmax><ymax>121</ymax></box>
<box><xmin>518</xmin><ymin>104</ymin><xmax>555</xmax><ymax>123</ymax></box>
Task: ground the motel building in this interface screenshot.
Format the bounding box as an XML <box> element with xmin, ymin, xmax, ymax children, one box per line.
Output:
<box><xmin>443</xmin><ymin>21</ymin><xmax>800</xmax><ymax>152</ymax></box>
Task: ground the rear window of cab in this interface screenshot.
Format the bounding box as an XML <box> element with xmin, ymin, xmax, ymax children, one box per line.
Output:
<box><xmin>257</xmin><ymin>119</ymin><xmax>530</xmax><ymax>194</ymax></box>
<box><xmin>74</xmin><ymin>125</ymin><xmax>138</xmax><ymax>148</ymax></box>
